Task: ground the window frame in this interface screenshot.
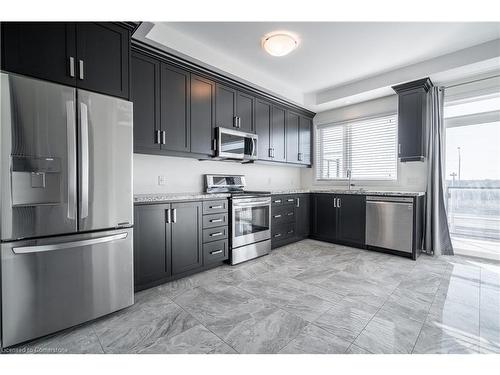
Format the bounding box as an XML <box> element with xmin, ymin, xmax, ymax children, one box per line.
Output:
<box><xmin>315</xmin><ymin>112</ymin><xmax>398</xmax><ymax>182</ymax></box>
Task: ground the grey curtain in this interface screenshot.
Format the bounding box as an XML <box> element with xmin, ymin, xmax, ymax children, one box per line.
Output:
<box><xmin>424</xmin><ymin>86</ymin><xmax>454</xmax><ymax>256</ymax></box>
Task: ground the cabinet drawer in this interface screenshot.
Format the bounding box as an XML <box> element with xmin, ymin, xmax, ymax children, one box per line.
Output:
<box><xmin>203</xmin><ymin>213</ymin><xmax>228</xmax><ymax>228</ymax></box>
<box><xmin>203</xmin><ymin>226</ymin><xmax>228</xmax><ymax>243</ymax></box>
<box><xmin>272</xmin><ymin>223</ymin><xmax>295</xmax><ymax>241</ymax></box>
<box><xmin>271</xmin><ymin>196</ymin><xmax>284</xmax><ymax>206</ymax></box>
<box><xmin>272</xmin><ymin>206</ymin><xmax>295</xmax><ymax>225</ymax></box>
<box><xmin>283</xmin><ymin>196</ymin><xmax>297</xmax><ymax>205</ymax></box>
<box><xmin>203</xmin><ymin>239</ymin><xmax>228</xmax><ymax>265</ymax></box>
<box><xmin>203</xmin><ymin>200</ymin><xmax>228</xmax><ymax>214</ymax></box>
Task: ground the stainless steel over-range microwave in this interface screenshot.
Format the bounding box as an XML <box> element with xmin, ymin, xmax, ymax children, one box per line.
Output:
<box><xmin>216</xmin><ymin>127</ymin><xmax>258</xmax><ymax>161</ymax></box>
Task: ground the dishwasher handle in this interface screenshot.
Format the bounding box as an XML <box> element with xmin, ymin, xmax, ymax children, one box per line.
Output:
<box><xmin>366</xmin><ymin>196</ymin><xmax>414</xmax><ymax>203</ymax></box>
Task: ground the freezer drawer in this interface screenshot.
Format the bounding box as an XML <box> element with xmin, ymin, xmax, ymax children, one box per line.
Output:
<box><xmin>1</xmin><ymin>228</ymin><xmax>134</xmax><ymax>348</ymax></box>
<box><xmin>365</xmin><ymin>198</ymin><xmax>414</xmax><ymax>253</ymax></box>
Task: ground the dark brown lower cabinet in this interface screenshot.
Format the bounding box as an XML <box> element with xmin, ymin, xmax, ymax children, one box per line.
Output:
<box><xmin>134</xmin><ymin>200</ymin><xmax>229</xmax><ymax>291</ymax></box>
<box><xmin>134</xmin><ymin>201</ymin><xmax>203</xmax><ymax>290</ymax></box>
<box><xmin>271</xmin><ymin>194</ymin><xmax>311</xmax><ymax>249</ymax></box>
<box><xmin>311</xmin><ymin>193</ymin><xmax>365</xmax><ymax>247</ymax></box>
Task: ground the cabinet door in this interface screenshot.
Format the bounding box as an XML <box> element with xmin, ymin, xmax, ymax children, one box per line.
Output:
<box><xmin>75</xmin><ymin>23</ymin><xmax>130</xmax><ymax>99</ymax></box>
<box><xmin>236</xmin><ymin>91</ymin><xmax>255</xmax><ymax>133</ymax></box>
<box><xmin>296</xmin><ymin>194</ymin><xmax>310</xmax><ymax>238</ymax></box>
<box><xmin>271</xmin><ymin>105</ymin><xmax>287</xmax><ymax>162</ymax></box>
<box><xmin>1</xmin><ymin>22</ymin><xmax>76</xmax><ymax>86</ymax></box>
<box><xmin>160</xmin><ymin>63</ymin><xmax>191</xmax><ymax>152</ymax></box>
<box><xmin>311</xmin><ymin>194</ymin><xmax>337</xmax><ymax>241</ymax></box>
<box><xmin>398</xmin><ymin>90</ymin><xmax>424</xmax><ymax>160</ymax></box>
<box><xmin>134</xmin><ymin>204</ymin><xmax>170</xmax><ymax>287</ymax></box>
<box><xmin>299</xmin><ymin>116</ymin><xmax>312</xmax><ymax>165</ymax></box>
<box><xmin>215</xmin><ymin>83</ymin><xmax>237</xmax><ymax>128</ymax></box>
<box><xmin>170</xmin><ymin>202</ymin><xmax>203</xmax><ymax>275</ymax></box>
<box><xmin>286</xmin><ymin>111</ymin><xmax>300</xmax><ymax>163</ymax></box>
<box><xmin>131</xmin><ymin>51</ymin><xmax>161</xmax><ymax>152</ymax></box>
<box><xmin>336</xmin><ymin>195</ymin><xmax>366</xmax><ymax>246</ymax></box>
<box><xmin>190</xmin><ymin>74</ymin><xmax>215</xmax><ymax>155</ymax></box>
<box><xmin>255</xmin><ymin>99</ymin><xmax>272</xmax><ymax>161</ymax></box>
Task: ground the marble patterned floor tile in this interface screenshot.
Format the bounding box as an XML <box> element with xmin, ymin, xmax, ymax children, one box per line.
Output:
<box><xmin>137</xmin><ymin>324</ymin><xmax>236</xmax><ymax>354</ymax></box>
<box><xmin>480</xmin><ymin>268</ymin><xmax>500</xmax><ymax>290</ymax></box>
<box><xmin>479</xmin><ymin>307</ymin><xmax>500</xmax><ymax>352</ymax></box>
<box><xmin>313</xmin><ymin>297</ymin><xmax>379</xmax><ymax>342</ymax></box>
<box><xmin>397</xmin><ymin>270</ymin><xmax>442</xmax><ymax>301</ymax></box>
<box><xmin>345</xmin><ymin>344</ymin><xmax>372</xmax><ymax>354</ymax></box>
<box><xmin>380</xmin><ymin>287</ymin><xmax>433</xmax><ymax>323</ymax></box>
<box><xmin>222</xmin><ymin>307</ymin><xmax>309</xmax><ymax>353</ymax></box>
<box><xmin>172</xmin><ymin>283</ymin><xmax>310</xmax><ymax>353</ymax></box>
<box><xmin>480</xmin><ymin>284</ymin><xmax>500</xmax><ymax>313</ymax></box>
<box><xmin>353</xmin><ymin>309</ymin><xmax>423</xmax><ymax>354</ymax></box>
<box><xmin>279</xmin><ymin>324</ymin><xmax>351</xmax><ymax>354</ymax></box>
<box><xmin>93</xmin><ymin>298</ymin><xmax>199</xmax><ymax>353</ymax></box>
<box><xmin>412</xmin><ymin>323</ymin><xmax>480</xmax><ymax>354</ymax></box>
<box><xmin>10</xmin><ymin>325</ymin><xmax>103</xmax><ymax>354</ymax></box>
<box><xmin>426</xmin><ymin>299</ymin><xmax>480</xmax><ymax>343</ymax></box>
<box><xmin>434</xmin><ymin>278</ymin><xmax>480</xmax><ymax>309</ymax></box>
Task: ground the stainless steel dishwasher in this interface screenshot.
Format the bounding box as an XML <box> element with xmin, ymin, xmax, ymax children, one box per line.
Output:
<box><xmin>365</xmin><ymin>196</ymin><xmax>414</xmax><ymax>253</ymax></box>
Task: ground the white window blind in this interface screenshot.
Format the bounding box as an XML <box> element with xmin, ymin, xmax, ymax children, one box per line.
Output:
<box><xmin>316</xmin><ymin>114</ymin><xmax>398</xmax><ymax>180</ymax></box>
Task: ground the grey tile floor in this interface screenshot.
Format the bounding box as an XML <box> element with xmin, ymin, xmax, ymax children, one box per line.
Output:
<box><xmin>9</xmin><ymin>239</ymin><xmax>500</xmax><ymax>354</ymax></box>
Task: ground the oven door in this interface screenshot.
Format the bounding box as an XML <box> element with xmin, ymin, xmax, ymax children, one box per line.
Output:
<box><xmin>231</xmin><ymin>197</ymin><xmax>271</xmax><ymax>248</ymax></box>
<box><xmin>216</xmin><ymin>127</ymin><xmax>257</xmax><ymax>160</ymax></box>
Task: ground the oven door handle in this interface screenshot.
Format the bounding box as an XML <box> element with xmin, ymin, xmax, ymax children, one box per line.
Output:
<box><xmin>233</xmin><ymin>201</ymin><xmax>271</xmax><ymax>208</ymax></box>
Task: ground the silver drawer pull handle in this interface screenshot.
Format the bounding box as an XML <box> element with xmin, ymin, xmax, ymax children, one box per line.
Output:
<box><xmin>287</xmin><ymin>212</ymin><xmax>294</xmax><ymax>216</ymax></box>
<box><xmin>287</xmin><ymin>230</ymin><xmax>294</xmax><ymax>234</ymax></box>
<box><xmin>210</xmin><ymin>249</ymin><xmax>223</xmax><ymax>255</ymax></box>
<box><xmin>274</xmin><ymin>200</ymin><xmax>282</xmax><ymax>203</ymax></box>
<box><xmin>273</xmin><ymin>233</ymin><xmax>282</xmax><ymax>238</ymax></box>
<box><xmin>274</xmin><ymin>214</ymin><xmax>282</xmax><ymax>218</ymax></box>
<box><xmin>210</xmin><ymin>219</ymin><xmax>223</xmax><ymax>223</ymax></box>
<box><xmin>210</xmin><ymin>232</ymin><xmax>223</xmax><ymax>237</ymax></box>
<box><xmin>287</xmin><ymin>199</ymin><xmax>294</xmax><ymax>202</ymax></box>
<box><xmin>210</xmin><ymin>205</ymin><xmax>223</xmax><ymax>209</ymax></box>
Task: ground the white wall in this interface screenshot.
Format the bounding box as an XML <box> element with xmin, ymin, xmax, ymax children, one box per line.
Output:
<box><xmin>301</xmin><ymin>95</ymin><xmax>428</xmax><ymax>192</ymax></box>
<box><xmin>134</xmin><ymin>154</ymin><xmax>303</xmax><ymax>194</ymax></box>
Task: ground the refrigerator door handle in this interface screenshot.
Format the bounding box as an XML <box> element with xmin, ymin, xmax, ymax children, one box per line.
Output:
<box><xmin>66</xmin><ymin>101</ymin><xmax>77</xmax><ymax>220</ymax></box>
<box><xmin>80</xmin><ymin>102</ymin><xmax>89</xmax><ymax>219</ymax></box>
<box><xmin>12</xmin><ymin>232</ymin><xmax>128</xmax><ymax>254</ymax></box>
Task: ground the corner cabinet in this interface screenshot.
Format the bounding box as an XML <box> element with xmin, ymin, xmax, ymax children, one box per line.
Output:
<box><xmin>392</xmin><ymin>77</ymin><xmax>432</xmax><ymax>162</ymax></box>
<box><xmin>1</xmin><ymin>22</ymin><xmax>130</xmax><ymax>99</ymax></box>
<box><xmin>311</xmin><ymin>193</ymin><xmax>365</xmax><ymax>247</ymax></box>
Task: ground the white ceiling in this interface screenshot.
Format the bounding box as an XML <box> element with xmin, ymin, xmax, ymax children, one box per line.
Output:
<box><xmin>141</xmin><ymin>22</ymin><xmax>500</xmax><ymax>112</ymax></box>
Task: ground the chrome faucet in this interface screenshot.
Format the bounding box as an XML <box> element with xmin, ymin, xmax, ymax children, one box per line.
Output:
<box><xmin>347</xmin><ymin>169</ymin><xmax>353</xmax><ymax>191</ymax></box>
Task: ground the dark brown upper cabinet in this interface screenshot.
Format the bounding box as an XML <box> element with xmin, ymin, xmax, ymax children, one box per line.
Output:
<box><xmin>1</xmin><ymin>22</ymin><xmax>77</xmax><ymax>87</ymax></box>
<box><xmin>236</xmin><ymin>91</ymin><xmax>255</xmax><ymax>133</ymax></box>
<box><xmin>286</xmin><ymin>111</ymin><xmax>300</xmax><ymax>163</ymax></box>
<box><xmin>392</xmin><ymin>77</ymin><xmax>432</xmax><ymax>162</ymax></box>
<box><xmin>1</xmin><ymin>22</ymin><xmax>130</xmax><ymax>99</ymax></box>
<box><xmin>255</xmin><ymin>98</ymin><xmax>272</xmax><ymax>161</ymax></box>
<box><xmin>74</xmin><ymin>23</ymin><xmax>130</xmax><ymax>99</ymax></box>
<box><xmin>131</xmin><ymin>51</ymin><xmax>161</xmax><ymax>153</ymax></box>
<box><xmin>215</xmin><ymin>83</ymin><xmax>255</xmax><ymax>133</ymax></box>
<box><xmin>160</xmin><ymin>63</ymin><xmax>191</xmax><ymax>153</ymax></box>
<box><xmin>190</xmin><ymin>74</ymin><xmax>216</xmax><ymax>155</ymax></box>
<box><xmin>299</xmin><ymin>116</ymin><xmax>313</xmax><ymax>165</ymax></box>
<box><xmin>271</xmin><ymin>105</ymin><xmax>287</xmax><ymax>162</ymax></box>
<box><xmin>215</xmin><ymin>83</ymin><xmax>237</xmax><ymax>129</ymax></box>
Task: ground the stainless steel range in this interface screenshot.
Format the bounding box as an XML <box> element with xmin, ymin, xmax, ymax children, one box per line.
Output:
<box><xmin>205</xmin><ymin>175</ymin><xmax>271</xmax><ymax>265</ymax></box>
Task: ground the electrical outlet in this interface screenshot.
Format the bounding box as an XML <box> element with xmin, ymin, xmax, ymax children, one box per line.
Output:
<box><xmin>158</xmin><ymin>175</ymin><xmax>167</xmax><ymax>186</ymax></box>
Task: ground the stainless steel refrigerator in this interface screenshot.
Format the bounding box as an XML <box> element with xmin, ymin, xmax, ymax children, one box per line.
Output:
<box><xmin>0</xmin><ymin>72</ymin><xmax>134</xmax><ymax>348</ymax></box>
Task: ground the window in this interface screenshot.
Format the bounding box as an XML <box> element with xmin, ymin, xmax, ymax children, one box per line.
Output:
<box><xmin>315</xmin><ymin>114</ymin><xmax>398</xmax><ymax>180</ymax></box>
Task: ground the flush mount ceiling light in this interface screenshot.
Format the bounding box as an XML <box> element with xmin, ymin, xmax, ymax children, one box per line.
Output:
<box><xmin>262</xmin><ymin>32</ymin><xmax>299</xmax><ymax>57</ymax></box>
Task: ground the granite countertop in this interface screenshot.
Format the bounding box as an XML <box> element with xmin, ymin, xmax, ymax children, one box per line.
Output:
<box><xmin>134</xmin><ymin>192</ymin><xmax>231</xmax><ymax>204</ymax></box>
<box><xmin>271</xmin><ymin>189</ymin><xmax>425</xmax><ymax>197</ymax></box>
